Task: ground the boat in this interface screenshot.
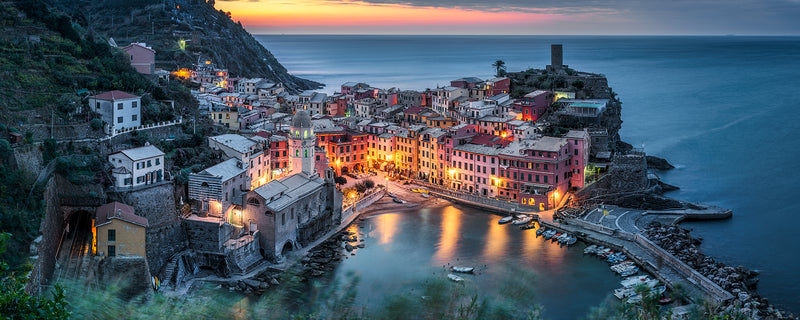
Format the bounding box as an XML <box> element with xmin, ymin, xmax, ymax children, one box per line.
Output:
<box><xmin>584</xmin><ymin>245</ymin><xmax>598</xmax><ymax>254</ymax></box>
<box><xmin>420</xmin><ymin>193</ymin><xmax>429</xmax><ymax>198</ymax></box>
<box><xmin>544</xmin><ymin>230</ymin><xmax>555</xmax><ymax>240</ymax></box>
<box><xmin>596</xmin><ymin>248</ymin><xmax>611</xmax><ymax>256</ymax></box>
<box><xmin>447</xmin><ymin>274</ymin><xmax>465</xmax><ymax>282</ymax></box>
<box><xmin>512</xmin><ymin>215</ymin><xmax>533</xmax><ymax>225</ymax></box>
<box><xmin>619</xmin><ymin>267</ymin><xmax>640</xmax><ymax>277</ymax></box>
<box><xmin>451</xmin><ymin>266</ymin><xmax>474</xmax><ymax>273</ymax></box>
<box><xmin>659</xmin><ymin>297</ymin><xmax>672</xmax><ymax>304</ymax></box>
<box><xmin>519</xmin><ymin>223</ymin><xmax>536</xmax><ymax>230</ymax></box>
<box><xmin>566</xmin><ymin>237</ymin><xmax>577</xmax><ymax>245</ymax></box>
<box><xmin>498</xmin><ymin>216</ymin><xmax>514</xmax><ymax>224</ymax></box>
<box><xmin>393</xmin><ymin>198</ymin><xmax>404</xmax><ymax>203</ymax></box>
<box><xmin>620</xmin><ymin>275</ymin><xmax>650</xmax><ymax>288</ymax></box>
<box><xmin>558</xmin><ymin>233</ymin><xmax>571</xmax><ymax>243</ymax></box>
<box><xmin>614</xmin><ymin>287</ymin><xmax>635</xmax><ymax>300</ymax></box>
<box><xmin>611</xmin><ymin>261</ymin><xmax>636</xmax><ymax>271</ymax></box>
<box><xmin>536</xmin><ymin>228</ymin><xmax>546</xmax><ymax>236</ymax></box>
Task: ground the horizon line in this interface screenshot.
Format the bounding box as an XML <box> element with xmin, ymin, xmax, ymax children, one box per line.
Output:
<box><xmin>251</xmin><ymin>33</ymin><xmax>800</xmax><ymax>37</ymax></box>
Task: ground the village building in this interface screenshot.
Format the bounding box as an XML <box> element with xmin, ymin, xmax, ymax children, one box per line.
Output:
<box><xmin>94</xmin><ymin>202</ymin><xmax>148</xmax><ymax>257</ymax></box>
<box><xmin>188</xmin><ymin>158</ymin><xmax>249</xmax><ymax>217</ymax></box>
<box><xmin>121</xmin><ymin>42</ymin><xmax>155</xmax><ymax>74</ymax></box>
<box><xmin>88</xmin><ymin>90</ymin><xmax>142</xmax><ymax>132</ymax></box>
<box><xmin>108</xmin><ymin>144</ymin><xmax>165</xmax><ymax>189</ymax></box>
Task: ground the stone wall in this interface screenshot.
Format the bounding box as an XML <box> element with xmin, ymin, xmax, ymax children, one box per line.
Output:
<box><xmin>97</xmin><ymin>256</ymin><xmax>153</xmax><ymax>298</ymax></box>
<box><xmin>24</xmin><ymin>177</ymin><xmax>64</xmax><ymax>295</ymax></box>
<box><xmin>184</xmin><ymin>218</ymin><xmax>223</xmax><ymax>252</ymax></box>
<box><xmin>108</xmin><ymin>182</ymin><xmax>187</xmax><ymax>275</ymax></box>
<box><xmin>13</xmin><ymin>144</ymin><xmax>43</xmax><ymax>175</ymax></box>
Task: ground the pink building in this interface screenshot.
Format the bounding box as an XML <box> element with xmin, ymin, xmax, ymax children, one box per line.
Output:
<box><xmin>121</xmin><ymin>43</ymin><xmax>155</xmax><ymax>74</ymax></box>
<box><xmin>513</xmin><ymin>90</ymin><xmax>554</xmax><ymax>122</ymax></box>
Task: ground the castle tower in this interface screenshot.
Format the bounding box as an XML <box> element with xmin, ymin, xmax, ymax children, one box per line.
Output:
<box><xmin>289</xmin><ymin>110</ymin><xmax>316</xmax><ymax>176</ymax></box>
<box><xmin>546</xmin><ymin>44</ymin><xmax>568</xmax><ymax>73</ymax></box>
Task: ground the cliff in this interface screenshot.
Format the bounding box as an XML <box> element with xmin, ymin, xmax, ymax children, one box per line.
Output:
<box><xmin>47</xmin><ymin>0</ymin><xmax>321</xmax><ymax>93</ymax></box>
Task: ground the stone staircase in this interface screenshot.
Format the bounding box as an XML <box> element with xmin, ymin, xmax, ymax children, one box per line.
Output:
<box><xmin>160</xmin><ymin>255</ymin><xmax>181</xmax><ymax>289</ymax></box>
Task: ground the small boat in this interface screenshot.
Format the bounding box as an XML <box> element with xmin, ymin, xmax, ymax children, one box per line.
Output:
<box><xmin>498</xmin><ymin>216</ymin><xmax>514</xmax><ymax>224</ymax></box>
<box><xmin>620</xmin><ymin>275</ymin><xmax>650</xmax><ymax>288</ymax></box>
<box><xmin>584</xmin><ymin>245</ymin><xmax>598</xmax><ymax>254</ymax></box>
<box><xmin>619</xmin><ymin>267</ymin><xmax>639</xmax><ymax>277</ymax></box>
<box><xmin>566</xmin><ymin>237</ymin><xmax>577</xmax><ymax>245</ymax></box>
<box><xmin>420</xmin><ymin>193</ymin><xmax>429</xmax><ymax>198</ymax></box>
<box><xmin>614</xmin><ymin>287</ymin><xmax>635</xmax><ymax>300</ymax></box>
<box><xmin>451</xmin><ymin>266</ymin><xmax>474</xmax><ymax>273</ymax></box>
<box><xmin>544</xmin><ymin>230</ymin><xmax>556</xmax><ymax>240</ymax></box>
<box><xmin>512</xmin><ymin>215</ymin><xmax>533</xmax><ymax>225</ymax></box>
<box><xmin>393</xmin><ymin>198</ymin><xmax>404</xmax><ymax>203</ymax></box>
<box><xmin>659</xmin><ymin>297</ymin><xmax>672</xmax><ymax>304</ymax></box>
<box><xmin>519</xmin><ymin>223</ymin><xmax>536</xmax><ymax>230</ymax></box>
<box><xmin>536</xmin><ymin>228</ymin><xmax>545</xmax><ymax>236</ymax></box>
<box><xmin>447</xmin><ymin>274</ymin><xmax>465</xmax><ymax>282</ymax></box>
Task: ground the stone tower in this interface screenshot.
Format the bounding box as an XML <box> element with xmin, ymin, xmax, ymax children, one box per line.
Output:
<box><xmin>546</xmin><ymin>44</ymin><xmax>568</xmax><ymax>73</ymax></box>
<box><xmin>289</xmin><ymin>110</ymin><xmax>316</xmax><ymax>176</ymax></box>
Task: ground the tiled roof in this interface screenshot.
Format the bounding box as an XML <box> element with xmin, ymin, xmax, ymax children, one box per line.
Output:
<box><xmin>92</xmin><ymin>90</ymin><xmax>140</xmax><ymax>101</ymax></box>
<box><xmin>209</xmin><ymin>134</ymin><xmax>257</xmax><ymax>154</ymax></box>
<box><xmin>200</xmin><ymin>158</ymin><xmax>247</xmax><ymax>182</ymax></box>
<box><xmin>254</xmin><ymin>174</ymin><xmax>324</xmax><ymax>212</ymax></box>
<box><xmin>113</xmin><ymin>145</ymin><xmax>164</xmax><ymax>161</ymax></box>
<box><xmin>96</xmin><ymin>202</ymin><xmax>148</xmax><ymax>227</ymax></box>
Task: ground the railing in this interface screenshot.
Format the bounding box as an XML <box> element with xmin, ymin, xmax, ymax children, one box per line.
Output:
<box><xmin>109</xmin><ymin>117</ymin><xmax>184</xmax><ymax>137</ymax></box>
<box><xmin>412</xmin><ymin>179</ymin><xmax>538</xmax><ymax>212</ymax></box>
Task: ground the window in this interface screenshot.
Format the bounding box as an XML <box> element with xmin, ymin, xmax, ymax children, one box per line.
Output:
<box><xmin>281</xmin><ymin>213</ymin><xmax>285</xmax><ymax>225</ymax></box>
<box><xmin>575</xmin><ymin>160</ymin><xmax>578</xmax><ymax>166</ymax></box>
<box><xmin>108</xmin><ymin>229</ymin><xmax>116</xmax><ymax>241</ymax></box>
<box><xmin>96</xmin><ymin>102</ymin><xmax>101</xmax><ymax>109</ymax></box>
<box><xmin>117</xmin><ymin>103</ymin><xmax>123</xmax><ymax>110</ymax></box>
<box><xmin>132</xmin><ymin>101</ymin><xmax>138</xmax><ymax>108</ymax></box>
<box><xmin>124</xmin><ymin>178</ymin><xmax>132</xmax><ymax>185</ymax></box>
<box><xmin>156</xmin><ymin>158</ymin><xmax>160</xmax><ymax>165</ymax></box>
<box><xmin>316</xmin><ymin>155</ymin><xmax>320</xmax><ymax>161</ymax></box>
<box><xmin>544</xmin><ymin>164</ymin><xmax>548</xmax><ymax>170</ymax></box>
<box><xmin>108</xmin><ymin>245</ymin><xmax>116</xmax><ymax>257</ymax></box>
<box><xmin>117</xmin><ymin>116</ymin><xmax>124</xmax><ymax>123</ymax></box>
<box><xmin>147</xmin><ymin>160</ymin><xmax>151</xmax><ymax>167</ymax></box>
<box><xmin>574</xmin><ymin>149</ymin><xmax>578</xmax><ymax>156</ymax></box>
<box><xmin>544</xmin><ymin>176</ymin><xmax>548</xmax><ymax>183</ymax></box>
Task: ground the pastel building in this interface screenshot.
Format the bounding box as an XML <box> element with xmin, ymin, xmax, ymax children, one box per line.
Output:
<box><xmin>88</xmin><ymin>90</ymin><xmax>142</xmax><ymax>131</ymax></box>
<box><xmin>94</xmin><ymin>202</ymin><xmax>148</xmax><ymax>257</ymax></box>
<box><xmin>121</xmin><ymin>42</ymin><xmax>155</xmax><ymax>74</ymax></box>
<box><xmin>108</xmin><ymin>144</ymin><xmax>165</xmax><ymax>189</ymax></box>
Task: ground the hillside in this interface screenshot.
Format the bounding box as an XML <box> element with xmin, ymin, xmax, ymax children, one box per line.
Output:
<box><xmin>47</xmin><ymin>0</ymin><xmax>321</xmax><ymax>92</ymax></box>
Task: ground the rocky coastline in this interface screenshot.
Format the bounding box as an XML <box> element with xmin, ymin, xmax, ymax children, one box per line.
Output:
<box><xmin>644</xmin><ymin>223</ymin><xmax>797</xmax><ymax>319</ymax></box>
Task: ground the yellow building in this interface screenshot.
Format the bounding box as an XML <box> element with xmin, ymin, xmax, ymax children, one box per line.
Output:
<box><xmin>95</xmin><ymin>202</ymin><xmax>148</xmax><ymax>257</ymax></box>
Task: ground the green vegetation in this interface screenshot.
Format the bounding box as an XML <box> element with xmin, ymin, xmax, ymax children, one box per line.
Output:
<box><xmin>0</xmin><ymin>233</ymin><xmax>69</xmax><ymax>319</ymax></box>
<box><xmin>492</xmin><ymin>60</ymin><xmax>507</xmax><ymax>77</ymax></box>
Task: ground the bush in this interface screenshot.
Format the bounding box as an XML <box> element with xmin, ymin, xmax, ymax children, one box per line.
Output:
<box><xmin>334</xmin><ymin>176</ymin><xmax>347</xmax><ymax>185</ymax></box>
<box><xmin>90</xmin><ymin>118</ymin><xmax>103</xmax><ymax>131</ymax></box>
<box><xmin>364</xmin><ymin>179</ymin><xmax>375</xmax><ymax>189</ymax></box>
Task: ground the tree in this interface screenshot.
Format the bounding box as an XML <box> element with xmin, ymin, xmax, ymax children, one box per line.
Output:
<box><xmin>43</xmin><ymin>139</ymin><xmax>58</xmax><ymax>163</ymax></box>
<box><xmin>334</xmin><ymin>176</ymin><xmax>347</xmax><ymax>185</ymax></box>
<box><xmin>571</xmin><ymin>80</ymin><xmax>585</xmax><ymax>90</ymax></box>
<box><xmin>492</xmin><ymin>60</ymin><xmax>507</xmax><ymax>77</ymax></box>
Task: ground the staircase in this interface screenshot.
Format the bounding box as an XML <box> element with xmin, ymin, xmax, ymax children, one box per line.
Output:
<box><xmin>160</xmin><ymin>256</ymin><xmax>180</xmax><ymax>289</ymax></box>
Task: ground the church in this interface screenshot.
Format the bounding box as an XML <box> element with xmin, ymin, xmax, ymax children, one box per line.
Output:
<box><xmin>242</xmin><ymin>111</ymin><xmax>343</xmax><ymax>261</ymax></box>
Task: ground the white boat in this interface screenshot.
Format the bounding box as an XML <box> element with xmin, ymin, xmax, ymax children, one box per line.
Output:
<box><xmin>619</xmin><ymin>267</ymin><xmax>639</xmax><ymax>277</ymax></box>
<box><xmin>447</xmin><ymin>274</ymin><xmax>465</xmax><ymax>282</ymax></box>
<box><xmin>614</xmin><ymin>287</ymin><xmax>636</xmax><ymax>299</ymax></box>
<box><xmin>498</xmin><ymin>216</ymin><xmax>514</xmax><ymax>224</ymax></box>
<box><xmin>584</xmin><ymin>245</ymin><xmax>598</xmax><ymax>254</ymax></box>
<box><xmin>420</xmin><ymin>193</ymin><xmax>429</xmax><ymax>198</ymax></box>
<box><xmin>512</xmin><ymin>215</ymin><xmax>533</xmax><ymax>225</ymax></box>
<box><xmin>451</xmin><ymin>266</ymin><xmax>474</xmax><ymax>273</ymax></box>
<box><xmin>620</xmin><ymin>275</ymin><xmax>650</xmax><ymax>288</ymax></box>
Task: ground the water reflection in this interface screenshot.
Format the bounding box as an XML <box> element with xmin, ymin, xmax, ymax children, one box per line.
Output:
<box><xmin>433</xmin><ymin>206</ymin><xmax>461</xmax><ymax>264</ymax></box>
<box><xmin>373</xmin><ymin>213</ymin><xmax>400</xmax><ymax>245</ymax></box>
<box><xmin>482</xmin><ymin>215</ymin><xmax>509</xmax><ymax>262</ymax></box>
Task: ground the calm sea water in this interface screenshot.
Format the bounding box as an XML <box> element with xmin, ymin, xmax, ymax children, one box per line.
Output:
<box><xmin>256</xmin><ymin>35</ymin><xmax>800</xmax><ymax>312</ymax></box>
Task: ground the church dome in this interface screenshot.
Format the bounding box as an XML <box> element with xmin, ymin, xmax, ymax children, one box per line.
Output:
<box><xmin>292</xmin><ymin>110</ymin><xmax>312</xmax><ymax>128</ymax></box>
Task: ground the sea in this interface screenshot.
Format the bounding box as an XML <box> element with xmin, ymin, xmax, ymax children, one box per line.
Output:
<box><xmin>255</xmin><ymin>35</ymin><xmax>800</xmax><ymax>314</ymax></box>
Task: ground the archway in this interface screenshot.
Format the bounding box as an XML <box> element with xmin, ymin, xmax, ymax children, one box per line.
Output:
<box><xmin>341</xmin><ymin>166</ymin><xmax>350</xmax><ymax>174</ymax></box>
<box><xmin>354</xmin><ymin>163</ymin><xmax>363</xmax><ymax>172</ymax></box>
<box><xmin>281</xmin><ymin>241</ymin><xmax>294</xmax><ymax>257</ymax></box>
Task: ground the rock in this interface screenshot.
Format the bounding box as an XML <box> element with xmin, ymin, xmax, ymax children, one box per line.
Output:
<box><xmin>271</xmin><ymin>278</ymin><xmax>279</xmax><ymax>285</ymax></box>
<box><xmin>357</xmin><ymin>243</ymin><xmax>366</xmax><ymax>248</ymax></box>
<box><xmin>345</xmin><ymin>244</ymin><xmax>354</xmax><ymax>251</ymax></box>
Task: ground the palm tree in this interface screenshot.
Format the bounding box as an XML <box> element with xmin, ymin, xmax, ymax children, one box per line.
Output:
<box><xmin>492</xmin><ymin>60</ymin><xmax>507</xmax><ymax>77</ymax></box>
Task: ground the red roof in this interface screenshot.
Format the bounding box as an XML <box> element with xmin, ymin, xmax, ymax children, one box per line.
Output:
<box><xmin>121</xmin><ymin>42</ymin><xmax>156</xmax><ymax>53</ymax></box>
<box><xmin>470</xmin><ymin>133</ymin><xmax>510</xmax><ymax>147</ymax></box>
<box><xmin>96</xmin><ymin>202</ymin><xmax>148</xmax><ymax>227</ymax></box>
<box><xmin>404</xmin><ymin>106</ymin><xmax>425</xmax><ymax>115</ymax></box>
<box><xmin>92</xmin><ymin>90</ymin><xmax>140</xmax><ymax>101</ymax></box>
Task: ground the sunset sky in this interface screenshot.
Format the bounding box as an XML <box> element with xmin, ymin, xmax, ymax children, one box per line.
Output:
<box><xmin>215</xmin><ymin>0</ymin><xmax>800</xmax><ymax>35</ymax></box>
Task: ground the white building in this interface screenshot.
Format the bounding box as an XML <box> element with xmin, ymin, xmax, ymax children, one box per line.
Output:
<box><xmin>188</xmin><ymin>158</ymin><xmax>249</xmax><ymax>216</ymax></box>
<box><xmin>88</xmin><ymin>91</ymin><xmax>142</xmax><ymax>132</ymax></box>
<box><xmin>108</xmin><ymin>144</ymin><xmax>165</xmax><ymax>189</ymax></box>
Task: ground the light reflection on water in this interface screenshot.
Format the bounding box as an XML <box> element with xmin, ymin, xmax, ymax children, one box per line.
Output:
<box><xmin>330</xmin><ymin>204</ymin><xmax>623</xmax><ymax>319</ymax></box>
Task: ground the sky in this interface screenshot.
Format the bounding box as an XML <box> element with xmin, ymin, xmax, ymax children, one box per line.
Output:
<box><xmin>214</xmin><ymin>0</ymin><xmax>800</xmax><ymax>35</ymax></box>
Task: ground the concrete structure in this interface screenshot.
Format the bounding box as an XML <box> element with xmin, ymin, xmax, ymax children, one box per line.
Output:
<box><xmin>121</xmin><ymin>43</ymin><xmax>155</xmax><ymax>74</ymax></box>
<box><xmin>95</xmin><ymin>202</ymin><xmax>148</xmax><ymax>257</ymax></box>
<box><xmin>89</xmin><ymin>91</ymin><xmax>142</xmax><ymax>131</ymax></box>
<box><xmin>108</xmin><ymin>144</ymin><xmax>165</xmax><ymax>189</ymax></box>
<box><xmin>546</xmin><ymin>44</ymin><xmax>567</xmax><ymax>72</ymax></box>
<box><xmin>188</xmin><ymin>158</ymin><xmax>249</xmax><ymax>217</ymax></box>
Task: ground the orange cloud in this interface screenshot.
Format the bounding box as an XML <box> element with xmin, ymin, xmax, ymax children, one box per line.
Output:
<box><xmin>217</xmin><ymin>0</ymin><xmax>562</xmax><ymax>30</ymax></box>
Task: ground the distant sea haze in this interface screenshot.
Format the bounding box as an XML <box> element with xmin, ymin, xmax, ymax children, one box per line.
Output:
<box><xmin>256</xmin><ymin>34</ymin><xmax>800</xmax><ymax>313</ymax></box>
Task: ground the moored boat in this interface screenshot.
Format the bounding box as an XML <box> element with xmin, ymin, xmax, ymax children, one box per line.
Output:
<box><xmin>447</xmin><ymin>274</ymin><xmax>465</xmax><ymax>282</ymax></box>
<box><xmin>584</xmin><ymin>244</ymin><xmax>598</xmax><ymax>254</ymax></box>
<box><xmin>619</xmin><ymin>267</ymin><xmax>639</xmax><ymax>277</ymax></box>
<box><xmin>512</xmin><ymin>215</ymin><xmax>533</xmax><ymax>225</ymax></box>
<box><xmin>620</xmin><ymin>275</ymin><xmax>650</xmax><ymax>288</ymax></box>
<box><xmin>498</xmin><ymin>216</ymin><xmax>514</xmax><ymax>224</ymax></box>
<box><xmin>451</xmin><ymin>266</ymin><xmax>474</xmax><ymax>273</ymax></box>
